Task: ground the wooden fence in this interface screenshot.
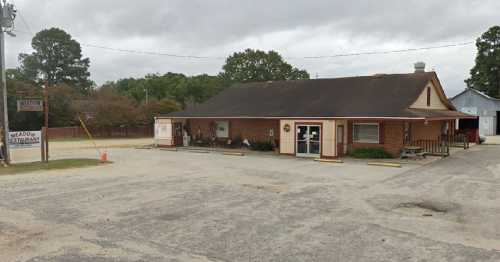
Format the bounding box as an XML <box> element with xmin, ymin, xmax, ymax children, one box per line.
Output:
<box><xmin>49</xmin><ymin>126</ymin><xmax>153</xmax><ymax>139</ymax></box>
<box><xmin>442</xmin><ymin>133</ymin><xmax>469</xmax><ymax>149</ymax></box>
<box><xmin>405</xmin><ymin>133</ymin><xmax>469</xmax><ymax>157</ymax></box>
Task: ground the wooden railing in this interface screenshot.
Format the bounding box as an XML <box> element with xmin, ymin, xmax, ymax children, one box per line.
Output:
<box><xmin>442</xmin><ymin>133</ymin><xmax>469</xmax><ymax>149</ymax></box>
<box><xmin>406</xmin><ymin>139</ymin><xmax>450</xmax><ymax>156</ymax></box>
<box><xmin>405</xmin><ymin>133</ymin><xmax>469</xmax><ymax>157</ymax></box>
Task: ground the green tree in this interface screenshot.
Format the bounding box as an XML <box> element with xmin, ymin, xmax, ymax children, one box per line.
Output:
<box><xmin>47</xmin><ymin>85</ymin><xmax>80</xmax><ymax>127</ymax></box>
<box><xmin>138</xmin><ymin>99</ymin><xmax>180</xmax><ymax>125</ymax></box>
<box><xmin>80</xmin><ymin>87</ymin><xmax>139</xmax><ymax>129</ymax></box>
<box><xmin>144</xmin><ymin>73</ymin><xmax>188</xmax><ymax>104</ymax></box>
<box><xmin>6</xmin><ymin>68</ymin><xmax>30</xmax><ymax>82</ymax></box>
<box><xmin>111</xmin><ymin>78</ymin><xmax>146</xmax><ymax>102</ymax></box>
<box><xmin>6</xmin><ymin>80</ymin><xmax>43</xmax><ymax>131</ymax></box>
<box><xmin>220</xmin><ymin>49</ymin><xmax>309</xmax><ymax>83</ymax></box>
<box><xmin>18</xmin><ymin>28</ymin><xmax>93</xmax><ymax>93</ymax></box>
<box><xmin>111</xmin><ymin>73</ymin><xmax>192</xmax><ymax>107</ymax></box>
<box><xmin>465</xmin><ymin>26</ymin><xmax>500</xmax><ymax>98</ymax></box>
<box><xmin>185</xmin><ymin>74</ymin><xmax>224</xmax><ymax>104</ymax></box>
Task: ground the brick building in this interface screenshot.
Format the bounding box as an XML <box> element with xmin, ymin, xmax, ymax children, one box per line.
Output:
<box><xmin>155</xmin><ymin>65</ymin><xmax>476</xmax><ymax>158</ymax></box>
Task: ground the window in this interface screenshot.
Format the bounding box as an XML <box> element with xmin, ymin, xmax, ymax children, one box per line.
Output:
<box><xmin>426</xmin><ymin>87</ymin><xmax>431</xmax><ymax>106</ymax></box>
<box><xmin>353</xmin><ymin>123</ymin><xmax>379</xmax><ymax>143</ymax></box>
<box><xmin>403</xmin><ymin>122</ymin><xmax>411</xmax><ymax>143</ymax></box>
<box><xmin>215</xmin><ymin>121</ymin><xmax>229</xmax><ymax>138</ymax></box>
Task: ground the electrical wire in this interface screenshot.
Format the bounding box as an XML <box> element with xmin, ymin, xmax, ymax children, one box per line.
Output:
<box><xmin>13</xmin><ymin>29</ymin><xmax>225</xmax><ymax>60</ymax></box>
<box><xmin>290</xmin><ymin>41</ymin><xmax>474</xmax><ymax>59</ymax></box>
<box><xmin>16</xmin><ymin>10</ymin><xmax>34</xmax><ymax>35</ymax></box>
<box><xmin>12</xmin><ymin>28</ymin><xmax>474</xmax><ymax>60</ymax></box>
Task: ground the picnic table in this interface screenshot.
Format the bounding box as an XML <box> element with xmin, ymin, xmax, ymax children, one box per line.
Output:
<box><xmin>400</xmin><ymin>146</ymin><xmax>427</xmax><ymax>159</ymax></box>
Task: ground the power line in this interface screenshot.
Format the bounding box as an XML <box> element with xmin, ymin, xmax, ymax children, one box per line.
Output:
<box><xmin>16</xmin><ymin>10</ymin><xmax>33</xmax><ymax>35</ymax></box>
<box><xmin>13</xmin><ymin>29</ymin><xmax>225</xmax><ymax>59</ymax></box>
<box><xmin>80</xmin><ymin>43</ymin><xmax>226</xmax><ymax>59</ymax></box>
<box><xmin>288</xmin><ymin>41</ymin><xmax>474</xmax><ymax>59</ymax></box>
<box><xmin>13</xmin><ymin>29</ymin><xmax>474</xmax><ymax>60</ymax></box>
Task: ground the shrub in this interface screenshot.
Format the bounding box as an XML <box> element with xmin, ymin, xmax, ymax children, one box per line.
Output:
<box><xmin>249</xmin><ymin>140</ymin><xmax>274</xmax><ymax>151</ymax></box>
<box><xmin>229</xmin><ymin>135</ymin><xmax>243</xmax><ymax>148</ymax></box>
<box><xmin>350</xmin><ymin>148</ymin><xmax>393</xmax><ymax>159</ymax></box>
<box><xmin>193</xmin><ymin>137</ymin><xmax>212</xmax><ymax>147</ymax></box>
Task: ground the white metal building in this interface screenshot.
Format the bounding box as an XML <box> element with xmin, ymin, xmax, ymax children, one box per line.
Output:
<box><xmin>451</xmin><ymin>88</ymin><xmax>500</xmax><ymax>136</ymax></box>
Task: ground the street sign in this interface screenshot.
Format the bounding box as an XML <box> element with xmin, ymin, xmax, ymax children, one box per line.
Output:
<box><xmin>8</xmin><ymin>131</ymin><xmax>42</xmax><ymax>149</ymax></box>
<box><xmin>17</xmin><ymin>99</ymin><xmax>43</xmax><ymax>112</ymax></box>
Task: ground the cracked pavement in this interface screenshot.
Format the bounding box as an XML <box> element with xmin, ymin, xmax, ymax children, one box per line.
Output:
<box><xmin>1</xmin><ymin>143</ymin><xmax>500</xmax><ymax>261</ymax></box>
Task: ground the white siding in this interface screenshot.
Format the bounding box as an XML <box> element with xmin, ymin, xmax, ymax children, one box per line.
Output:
<box><xmin>280</xmin><ymin>120</ymin><xmax>295</xmax><ymax>154</ymax></box>
<box><xmin>410</xmin><ymin>81</ymin><xmax>448</xmax><ymax>110</ymax></box>
<box><xmin>155</xmin><ymin>118</ymin><xmax>173</xmax><ymax>146</ymax></box>
<box><xmin>279</xmin><ymin>119</ymin><xmax>336</xmax><ymax>157</ymax></box>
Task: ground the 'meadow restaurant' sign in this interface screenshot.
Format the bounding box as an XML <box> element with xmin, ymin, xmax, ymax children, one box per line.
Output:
<box><xmin>17</xmin><ymin>99</ymin><xmax>43</xmax><ymax>112</ymax></box>
<box><xmin>8</xmin><ymin>131</ymin><xmax>42</xmax><ymax>149</ymax></box>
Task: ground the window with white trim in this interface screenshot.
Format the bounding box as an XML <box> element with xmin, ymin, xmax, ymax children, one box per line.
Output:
<box><xmin>353</xmin><ymin>123</ymin><xmax>379</xmax><ymax>143</ymax></box>
<box><xmin>215</xmin><ymin>121</ymin><xmax>229</xmax><ymax>138</ymax></box>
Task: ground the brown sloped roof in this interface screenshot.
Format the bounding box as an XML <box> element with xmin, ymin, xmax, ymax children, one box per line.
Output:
<box><xmin>163</xmin><ymin>72</ymin><xmax>472</xmax><ymax>119</ymax></box>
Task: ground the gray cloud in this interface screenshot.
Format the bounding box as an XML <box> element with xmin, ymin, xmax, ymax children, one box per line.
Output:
<box><xmin>6</xmin><ymin>0</ymin><xmax>500</xmax><ymax>96</ymax></box>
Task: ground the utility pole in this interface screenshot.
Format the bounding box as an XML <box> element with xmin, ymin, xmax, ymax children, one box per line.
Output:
<box><xmin>0</xmin><ymin>0</ymin><xmax>16</xmax><ymax>164</ymax></box>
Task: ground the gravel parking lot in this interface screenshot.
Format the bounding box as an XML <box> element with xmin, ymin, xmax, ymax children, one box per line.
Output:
<box><xmin>1</xmin><ymin>140</ymin><xmax>500</xmax><ymax>261</ymax></box>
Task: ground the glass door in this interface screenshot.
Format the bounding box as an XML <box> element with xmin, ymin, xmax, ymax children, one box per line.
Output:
<box><xmin>296</xmin><ymin>125</ymin><xmax>321</xmax><ymax>157</ymax></box>
<box><xmin>309</xmin><ymin>126</ymin><xmax>321</xmax><ymax>155</ymax></box>
<box><xmin>297</xmin><ymin>126</ymin><xmax>308</xmax><ymax>155</ymax></box>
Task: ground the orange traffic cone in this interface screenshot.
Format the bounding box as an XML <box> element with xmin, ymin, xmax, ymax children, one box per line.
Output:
<box><xmin>100</xmin><ymin>151</ymin><xmax>108</xmax><ymax>163</ymax></box>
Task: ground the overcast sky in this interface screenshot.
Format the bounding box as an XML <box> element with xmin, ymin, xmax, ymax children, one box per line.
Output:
<box><xmin>7</xmin><ymin>0</ymin><xmax>500</xmax><ymax>96</ymax></box>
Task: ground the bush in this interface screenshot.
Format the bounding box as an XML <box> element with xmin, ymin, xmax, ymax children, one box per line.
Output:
<box><xmin>228</xmin><ymin>135</ymin><xmax>243</xmax><ymax>148</ymax></box>
<box><xmin>193</xmin><ymin>137</ymin><xmax>212</xmax><ymax>147</ymax></box>
<box><xmin>350</xmin><ymin>148</ymin><xmax>393</xmax><ymax>159</ymax></box>
<box><xmin>249</xmin><ymin>140</ymin><xmax>274</xmax><ymax>151</ymax></box>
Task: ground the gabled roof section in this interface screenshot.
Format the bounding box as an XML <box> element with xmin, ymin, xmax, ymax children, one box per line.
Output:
<box><xmin>451</xmin><ymin>88</ymin><xmax>500</xmax><ymax>101</ymax></box>
<box><xmin>425</xmin><ymin>72</ymin><xmax>457</xmax><ymax>110</ymax></box>
<box><xmin>163</xmin><ymin>72</ymin><xmax>466</xmax><ymax>119</ymax></box>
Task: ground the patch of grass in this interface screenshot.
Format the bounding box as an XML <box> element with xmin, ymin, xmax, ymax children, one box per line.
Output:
<box><xmin>0</xmin><ymin>159</ymin><xmax>108</xmax><ymax>175</ymax></box>
<box><xmin>349</xmin><ymin>148</ymin><xmax>393</xmax><ymax>159</ymax></box>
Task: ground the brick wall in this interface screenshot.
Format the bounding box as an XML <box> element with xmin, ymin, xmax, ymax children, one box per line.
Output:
<box><xmin>187</xmin><ymin>119</ymin><xmax>279</xmax><ymax>142</ymax></box>
<box><xmin>347</xmin><ymin>120</ymin><xmax>404</xmax><ymax>157</ymax></box>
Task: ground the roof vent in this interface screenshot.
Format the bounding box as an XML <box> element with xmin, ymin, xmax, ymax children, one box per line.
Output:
<box><xmin>414</xmin><ymin>62</ymin><xmax>426</xmax><ymax>73</ymax></box>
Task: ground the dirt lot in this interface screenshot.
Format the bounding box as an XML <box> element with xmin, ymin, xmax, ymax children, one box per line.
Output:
<box><xmin>10</xmin><ymin>138</ymin><xmax>154</xmax><ymax>163</ymax></box>
<box><xmin>1</xmin><ymin>140</ymin><xmax>500</xmax><ymax>261</ymax></box>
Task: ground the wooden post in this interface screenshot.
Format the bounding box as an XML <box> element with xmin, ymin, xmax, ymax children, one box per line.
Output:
<box><xmin>41</xmin><ymin>127</ymin><xmax>45</xmax><ymax>162</ymax></box>
<box><xmin>43</xmin><ymin>85</ymin><xmax>49</xmax><ymax>162</ymax></box>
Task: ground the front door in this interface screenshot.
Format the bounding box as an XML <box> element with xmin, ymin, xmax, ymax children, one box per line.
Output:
<box><xmin>296</xmin><ymin>125</ymin><xmax>321</xmax><ymax>157</ymax></box>
<box><xmin>173</xmin><ymin>122</ymin><xmax>183</xmax><ymax>146</ymax></box>
<box><xmin>337</xmin><ymin>125</ymin><xmax>344</xmax><ymax>157</ymax></box>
